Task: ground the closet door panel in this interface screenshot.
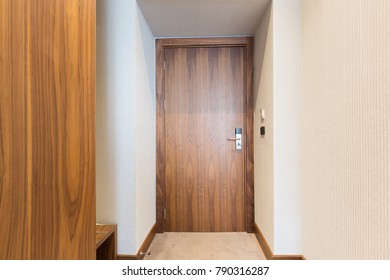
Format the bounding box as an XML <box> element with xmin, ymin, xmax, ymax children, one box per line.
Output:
<box><xmin>0</xmin><ymin>0</ymin><xmax>30</xmax><ymax>259</ymax></box>
<box><xmin>28</xmin><ymin>0</ymin><xmax>96</xmax><ymax>260</ymax></box>
<box><xmin>0</xmin><ymin>0</ymin><xmax>96</xmax><ymax>260</ymax></box>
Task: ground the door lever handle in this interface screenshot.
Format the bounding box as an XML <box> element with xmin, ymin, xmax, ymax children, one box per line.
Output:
<box><xmin>227</xmin><ymin>128</ymin><xmax>243</xmax><ymax>151</ymax></box>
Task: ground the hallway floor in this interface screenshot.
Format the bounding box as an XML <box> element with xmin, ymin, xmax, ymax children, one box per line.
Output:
<box><xmin>144</xmin><ymin>232</ymin><xmax>266</xmax><ymax>260</ymax></box>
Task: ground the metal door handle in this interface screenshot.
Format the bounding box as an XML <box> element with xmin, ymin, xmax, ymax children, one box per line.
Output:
<box><xmin>227</xmin><ymin>128</ymin><xmax>242</xmax><ymax>151</ymax></box>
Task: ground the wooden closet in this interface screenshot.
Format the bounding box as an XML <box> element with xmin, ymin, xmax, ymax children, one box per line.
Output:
<box><xmin>0</xmin><ymin>0</ymin><xmax>96</xmax><ymax>259</ymax></box>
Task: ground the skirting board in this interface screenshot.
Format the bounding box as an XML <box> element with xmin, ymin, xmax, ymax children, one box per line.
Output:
<box><xmin>116</xmin><ymin>223</ymin><xmax>157</xmax><ymax>260</ymax></box>
<box><xmin>117</xmin><ymin>254</ymin><xmax>137</xmax><ymax>260</ymax></box>
<box><xmin>254</xmin><ymin>223</ymin><xmax>305</xmax><ymax>260</ymax></box>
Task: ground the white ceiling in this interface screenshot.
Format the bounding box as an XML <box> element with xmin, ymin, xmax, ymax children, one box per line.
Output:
<box><xmin>137</xmin><ymin>0</ymin><xmax>271</xmax><ymax>37</ymax></box>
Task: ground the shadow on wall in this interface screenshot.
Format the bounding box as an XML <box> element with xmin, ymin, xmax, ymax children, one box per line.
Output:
<box><xmin>254</xmin><ymin>1</ymin><xmax>272</xmax><ymax>105</ymax></box>
<box><xmin>96</xmin><ymin>0</ymin><xmax>118</xmax><ymax>225</ymax></box>
<box><xmin>137</xmin><ymin>3</ymin><xmax>155</xmax><ymax>103</ymax></box>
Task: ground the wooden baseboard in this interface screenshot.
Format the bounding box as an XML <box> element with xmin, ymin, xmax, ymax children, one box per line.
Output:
<box><xmin>273</xmin><ymin>255</ymin><xmax>305</xmax><ymax>260</ymax></box>
<box><xmin>116</xmin><ymin>223</ymin><xmax>157</xmax><ymax>260</ymax></box>
<box><xmin>254</xmin><ymin>223</ymin><xmax>305</xmax><ymax>260</ymax></box>
<box><xmin>136</xmin><ymin>223</ymin><xmax>157</xmax><ymax>260</ymax></box>
<box><xmin>254</xmin><ymin>223</ymin><xmax>273</xmax><ymax>260</ymax></box>
<box><xmin>117</xmin><ymin>254</ymin><xmax>137</xmax><ymax>260</ymax></box>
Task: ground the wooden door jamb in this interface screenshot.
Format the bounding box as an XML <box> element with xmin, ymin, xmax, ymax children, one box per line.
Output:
<box><xmin>155</xmin><ymin>37</ymin><xmax>254</xmax><ymax>233</ymax></box>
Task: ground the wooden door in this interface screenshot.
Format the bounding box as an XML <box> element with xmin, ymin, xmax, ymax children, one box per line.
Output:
<box><xmin>0</xmin><ymin>0</ymin><xmax>96</xmax><ymax>259</ymax></box>
<box><xmin>164</xmin><ymin>46</ymin><xmax>246</xmax><ymax>232</ymax></box>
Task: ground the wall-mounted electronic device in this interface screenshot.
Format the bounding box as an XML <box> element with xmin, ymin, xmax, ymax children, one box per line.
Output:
<box><xmin>259</xmin><ymin>109</ymin><xmax>265</xmax><ymax>123</ymax></box>
<box><xmin>260</xmin><ymin>126</ymin><xmax>265</xmax><ymax>136</ymax></box>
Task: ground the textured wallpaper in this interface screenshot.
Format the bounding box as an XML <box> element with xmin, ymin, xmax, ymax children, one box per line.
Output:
<box><xmin>302</xmin><ymin>0</ymin><xmax>390</xmax><ymax>259</ymax></box>
<box><xmin>96</xmin><ymin>0</ymin><xmax>156</xmax><ymax>255</ymax></box>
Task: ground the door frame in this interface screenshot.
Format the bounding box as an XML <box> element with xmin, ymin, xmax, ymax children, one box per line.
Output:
<box><xmin>156</xmin><ymin>37</ymin><xmax>254</xmax><ymax>233</ymax></box>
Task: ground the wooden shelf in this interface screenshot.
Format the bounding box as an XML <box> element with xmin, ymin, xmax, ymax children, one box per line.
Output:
<box><xmin>96</xmin><ymin>224</ymin><xmax>117</xmax><ymax>260</ymax></box>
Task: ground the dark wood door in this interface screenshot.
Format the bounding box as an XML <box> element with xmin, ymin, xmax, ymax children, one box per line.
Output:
<box><xmin>0</xmin><ymin>0</ymin><xmax>95</xmax><ymax>259</ymax></box>
<box><xmin>164</xmin><ymin>47</ymin><xmax>246</xmax><ymax>232</ymax></box>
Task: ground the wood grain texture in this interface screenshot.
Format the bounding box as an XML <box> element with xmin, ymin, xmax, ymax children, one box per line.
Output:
<box><xmin>156</xmin><ymin>37</ymin><xmax>254</xmax><ymax>233</ymax></box>
<box><xmin>160</xmin><ymin>37</ymin><xmax>253</xmax><ymax>48</ymax></box>
<box><xmin>156</xmin><ymin>40</ymin><xmax>165</xmax><ymax>233</ymax></box>
<box><xmin>117</xmin><ymin>254</ymin><xmax>138</xmax><ymax>260</ymax></box>
<box><xmin>0</xmin><ymin>0</ymin><xmax>30</xmax><ymax>259</ymax></box>
<box><xmin>96</xmin><ymin>225</ymin><xmax>116</xmax><ymax>249</ymax></box>
<box><xmin>165</xmin><ymin>47</ymin><xmax>245</xmax><ymax>232</ymax></box>
<box><xmin>245</xmin><ymin>37</ymin><xmax>255</xmax><ymax>233</ymax></box>
<box><xmin>96</xmin><ymin>224</ymin><xmax>117</xmax><ymax>260</ymax></box>
<box><xmin>0</xmin><ymin>0</ymin><xmax>96</xmax><ymax>259</ymax></box>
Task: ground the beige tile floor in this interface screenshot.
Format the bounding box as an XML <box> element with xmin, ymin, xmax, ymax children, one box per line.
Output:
<box><xmin>144</xmin><ymin>232</ymin><xmax>266</xmax><ymax>260</ymax></box>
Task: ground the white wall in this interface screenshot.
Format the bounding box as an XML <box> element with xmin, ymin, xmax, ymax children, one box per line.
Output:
<box><xmin>135</xmin><ymin>3</ymin><xmax>156</xmax><ymax>251</ymax></box>
<box><xmin>255</xmin><ymin>0</ymin><xmax>390</xmax><ymax>259</ymax></box>
<box><xmin>254</xmin><ymin>0</ymin><xmax>302</xmax><ymax>255</ymax></box>
<box><xmin>273</xmin><ymin>0</ymin><xmax>302</xmax><ymax>255</ymax></box>
<box><xmin>302</xmin><ymin>0</ymin><xmax>390</xmax><ymax>259</ymax></box>
<box><xmin>96</xmin><ymin>0</ymin><xmax>156</xmax><ymax>255</ymax></box>
<box><xmin>93</xmin><ymin>0</ymin><xmax>390</xmax><ymax>260</ymax></box>
<box><xmin>254</xmin><ymin>1</ymin><xmax>274</xmax><ymax>251</ymax></box>
<box><xmin>96</xmin><ymin>0</ymin><xmax>137</xmax><ymax>254</ymax></box>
